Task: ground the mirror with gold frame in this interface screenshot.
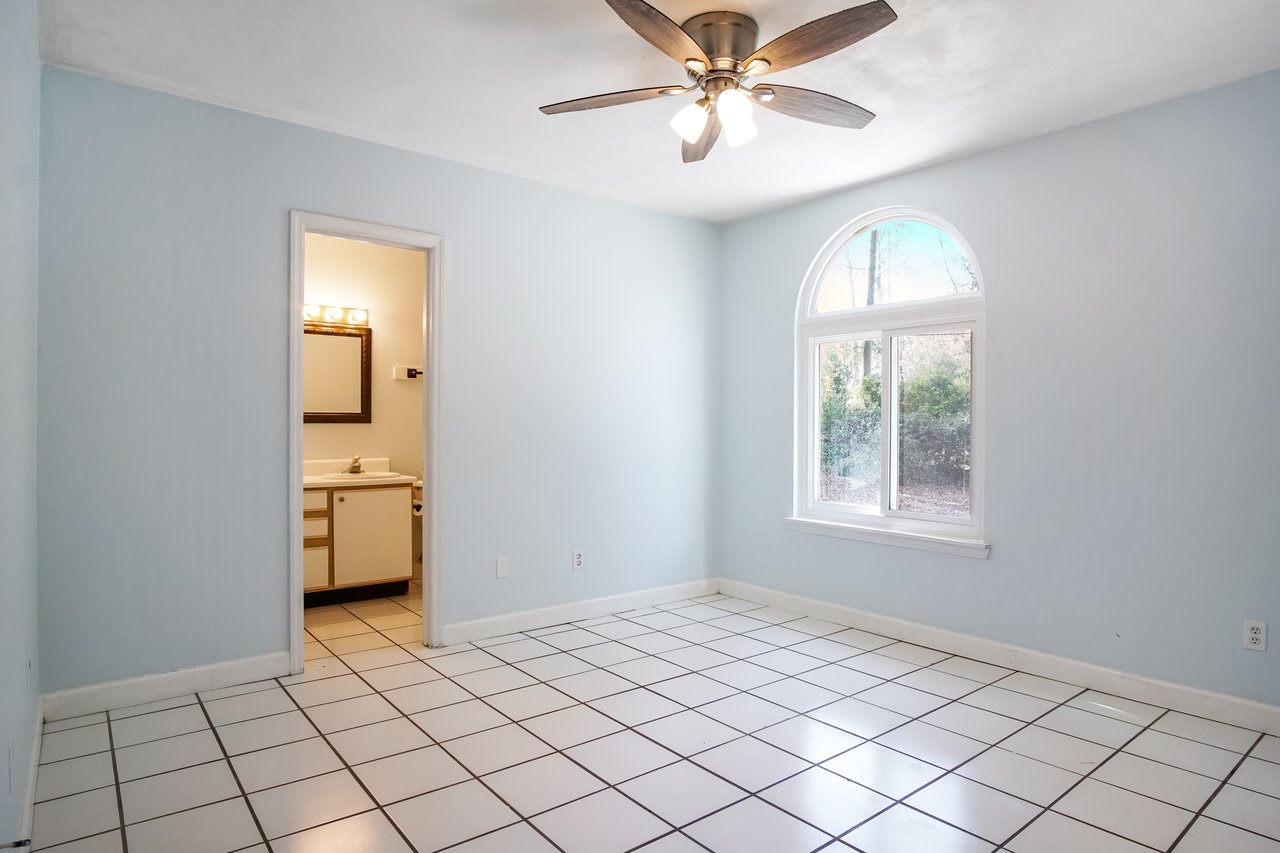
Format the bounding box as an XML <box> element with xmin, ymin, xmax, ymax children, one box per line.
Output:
<box><xmin>303</xmin><ymin>324</ymin><xmax>372</xmax><ymax>423</ymax></box>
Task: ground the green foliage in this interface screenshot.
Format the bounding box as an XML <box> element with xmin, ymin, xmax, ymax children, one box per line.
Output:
<box><xmin>899</xmin><ymin>359</ymin><xmax>970</xmax><ymax>489</ymax></box>
<box><xmin>820</xmin><ymin>344</ymin><xmax>879</xmax><ymax>481</ymax></box>
<box><xmin>821</xmin><ymin>349</ymin><xmax>970</xmax><ymax>492</ymax></box>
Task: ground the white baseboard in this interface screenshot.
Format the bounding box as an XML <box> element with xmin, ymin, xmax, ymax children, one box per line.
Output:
<box><xmin>42</xmin><ymin>651</ymin><xmax>291</xmax><ymax>722</ymax></box>
<box><xmin>19</xmin><ymin>703</ymin><xmax>41</xmax><ymax>843</ymax></box>
<box><xmin>442</xmin><ymin>579</ymin><xmax>719</xmax><ymax>646</ymax></box>
<box><xmin>716</xmin><ymin>578</ymin><xmax>1280</xmax><ymax>736</ymax></box>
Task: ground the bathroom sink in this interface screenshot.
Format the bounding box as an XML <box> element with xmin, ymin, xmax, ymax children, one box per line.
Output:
<box><xmin>322</xmin><ymin>471</ymin><xmax>401</xmax><ymax>480</ymax></box>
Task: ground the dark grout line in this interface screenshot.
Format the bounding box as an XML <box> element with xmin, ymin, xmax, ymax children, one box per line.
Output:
<box><xmin>106</xmin><ymin>716</ymin><xmax>129</xmax><ymax>853</ymax></box>
<box><xmin>996</xmin><ymin>707</ymin><xmax>1176</xmax><ymax>851</ymax></box>
<box><xmin>1162</xmin><ymin>731</ymin><xmax>1268</xmax><ymax>851</ymax></box>
<box><xmin>270</xmin><ymin>673</ymin><xmax>430</xmax><ymax>853</ymax></box>
<box><xmin>192</xmin><ymin>694</ymin><xmax>272</xmax><ymax>851</ymax></box>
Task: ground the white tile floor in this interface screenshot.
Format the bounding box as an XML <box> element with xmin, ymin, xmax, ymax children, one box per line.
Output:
<box><xmin>29</xmin><ymin>586</ymin><xmax>1280</xmax><ymax>852</ymax></box>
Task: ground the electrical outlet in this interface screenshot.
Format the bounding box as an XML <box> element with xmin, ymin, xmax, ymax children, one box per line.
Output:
<box><xmin>571</xmin><ymin>549</ymin><xmax>584</xmax><ymax>571</ymax></box>
<box><xmin>495</xmin><ymin>556</ymin><xmax>509</xmax><ymax>579</ymax></box>
<box><xmin>1244</xmin><ymin>619</ymin><xmax>1266</xmax><ymax>651</ymax></box>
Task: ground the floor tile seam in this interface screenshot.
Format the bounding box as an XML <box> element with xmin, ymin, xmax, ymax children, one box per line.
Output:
<box><xmin>1134</xmin><ymin>724</ymin><xmax>1266</xmax><ymax>761</ymax></box>
<box><xmin>890</xmin><ymin>799</ymin><xmax>1039</xmax><ymax>849</ymax></box>
<box><xmin>427</xmin><ymin>819</ymin><xmax>566</xmax><ymax>853</ymax></box>
<box><xmin>191</xmin><ymin>692</ymin><xmax>271</xmax><ymax>850</ymax></box>
<box><xmin>1000</xmin><ymin>706</ymin><xmax>1181</xmax><ymax>851</ymax></box>
<box><xmin>1115</xmin><ymin>739</ymin><xmax>1262</xmax><ymax>782</ymax></box>
<box><xmin>30</xmin><ymin>828</ymin><xmax>126</xmax><ymax>853</ymax></box>
<box><xmin>106</xmin><ymin>721</ymin><xmax>226</xmax><ymax>756</ymax></box>
<box><xmin>118</xmin><ymin>791</ymin><xmax>251</xmax><ymax>830</ymax></box>
<box><xmin>36</xmin><ymin>746</ymin><xmax>115</xmax><ymax>768</ymax></box>
<box><xmin>1222</xmin><ymin>770</ymin><xmax>1280</xmax><ymax>801</ymax></box>
<box><xmin>271</xmin><ymin>673</ymin><xmax>427</xmax><ymax>853</ymax></box>
<box><xmin>1191</xmin><ymin>815</ymin><xmax>1280</xmax><ymax>846</ymax></box>
<box><xmin>40</xmin><ymin>716</ymin><xmax>108</xmax><ymax>735</ymax></box>
<box><xmin>105</xmin><ymin>699</ymin><xmax>198</xmax><ymax>724</ymax></box>
<box><xmin>1163</xmin><ymin>732</ymin><xmax>1273</xmax><ymax>850</ymax></box>
<box><xmin>32</xmin><ymin>779</ymin><xmax>119</xmax><ymax>807</ymax></box>
<box><xmin>113</xmin><ymin>755</ymin><xmax>235</xmax><ymax>790</ymax></box>
<box><xmin>340</xmin><ymin>598</ymin><xmax>419</xmax><ymax>620</ymax></box>
<box><xmin>1086</xmin><ymin>755</ymin><xmax>1251</xmax><ymax>810</ymax></box>
<box><xmin>1238</xmin><ymin>750</ymin><xmax>1280</xmax><ymax>770</ymax></box>
<box><xmin>207</xmin><ymin>702</ymin><xmax>321</xmax><ymax>730</ymax></box>
<box><xmin>316</xmin><ymin>635</ymin><xmax>401</xmax><ymax>656</ymax></box>
<box><xmin>99</xmin><ymin>704</ymin><xmax>129</xmax><ymax>853</ymax></box>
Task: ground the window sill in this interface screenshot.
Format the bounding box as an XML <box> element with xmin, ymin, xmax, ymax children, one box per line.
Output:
<box><xmin>785</xmin><ymin>517</ymin><xmax>990</xmax><ymax>559</ymax></box>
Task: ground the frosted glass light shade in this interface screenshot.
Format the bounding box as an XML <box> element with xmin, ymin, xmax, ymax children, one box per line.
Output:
<box><xmin>723</xmin><ymin>115</ymin><xmax>758</xmax><ymax>147</ymax></box>
<box><xmin>670</xmin><ymin>101</ymin><xmax>709</xmax><ymax>143</ymax></box>
<box><xmin>717</xmin><ymin>88</ymin><xmax>758</xmax><ymax>148</ymax></box>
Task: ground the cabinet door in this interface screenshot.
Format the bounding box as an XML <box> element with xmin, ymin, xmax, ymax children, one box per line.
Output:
<box><xmin>303</xmin><ymin>547</ymin><xmax>330</xmax><ymax>591</ymax></box>
<box><xmin>332</xmin><ymin>487</ymin><xmax>411</xmax><ymax>586</ymax></box>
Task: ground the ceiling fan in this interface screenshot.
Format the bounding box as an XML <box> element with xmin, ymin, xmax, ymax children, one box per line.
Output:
<box><xmin>539</xmin><ymin>0</ymin><xmax>898</xmax><ymax>162</ymax></box>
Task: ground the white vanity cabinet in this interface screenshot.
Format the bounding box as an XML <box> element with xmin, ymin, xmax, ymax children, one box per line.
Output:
<box><xmin>302</xmin><ymin>482</ymin><xmax>412</xmax><ymax>591</ymax></box>
<box><xmin>332</xmin><ymin>485</ymin><xmax>412</xmax><ymax>587</ymax></box>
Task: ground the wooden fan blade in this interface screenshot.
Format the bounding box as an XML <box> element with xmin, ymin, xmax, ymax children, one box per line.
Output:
<box><xmin>540</xmin><ymin>85</ymin><xmax>684</xmax><ymax>114</ymax></box>
<box><xmin>755</xmin><ymin>84</ymin><xmax>875</xmax><ymax>128</ymax></box>
<box><xmin>682</xmin><ymin>110</ymin><xmax>721</xmax><ymax>163</ymax></box>
<box><xmin>745</xmin><ymin>1</ymin><xmax>897</xmax><ymax>74</ymax></box>
<box><xmin>604</xmin><ymin>0</ymin><xmax>710</xmax><ymax>66</ymax></box>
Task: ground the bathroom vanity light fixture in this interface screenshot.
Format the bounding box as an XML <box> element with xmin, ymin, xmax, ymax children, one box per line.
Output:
<box><xmin>303</xmin><ymin>304</ymin><xmax>369</xmax><ymax>326</ymax></box>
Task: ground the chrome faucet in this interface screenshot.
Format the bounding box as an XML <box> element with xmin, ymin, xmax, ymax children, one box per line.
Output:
<box><xmin>345</xmin><ymin>455</ymin><xmax>363</xmax><ymax>474</ymax></box>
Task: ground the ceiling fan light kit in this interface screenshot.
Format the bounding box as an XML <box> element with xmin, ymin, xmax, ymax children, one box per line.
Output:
<box><xmin>539</xmin><ymin>0</ymin><xmax>898</xmax><ymax>162</ymax></box>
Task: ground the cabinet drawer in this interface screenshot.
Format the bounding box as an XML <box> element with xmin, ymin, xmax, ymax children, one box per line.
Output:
<box><xmin>303</xmin><ymin>546</ymin><xmax>330</xmax><ymax>590</ymax></box>
<box><xmin>303</xmin><ymin>490</ymin><xmax>329</xmax><ymax>511</ymax></box>
<box><xmin>303</xmin><ymin>518</ymin><xmax>329</xmax><ymax>538</ymax></box>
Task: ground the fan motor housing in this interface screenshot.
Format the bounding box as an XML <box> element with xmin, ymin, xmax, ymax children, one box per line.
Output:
<box><xmin>681</xmin><ymin>12</ymin><xmax>759</xmax><ymax>67</ymax></box>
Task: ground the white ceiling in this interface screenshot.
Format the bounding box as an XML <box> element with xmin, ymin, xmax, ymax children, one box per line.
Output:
<box><xmin>38</xmin><ymin>0</ymin><xmax>1280</xmax><ymax>222</ymax></box>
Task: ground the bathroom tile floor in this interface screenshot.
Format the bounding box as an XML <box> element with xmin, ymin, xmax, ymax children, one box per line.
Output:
<box><xmin>29</xmin><ymin>586</ymin><xmax>1280</xmax><ymax>852</ymax></box>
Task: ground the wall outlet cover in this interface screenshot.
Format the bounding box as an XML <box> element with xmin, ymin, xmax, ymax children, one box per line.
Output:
<box><xmin>1244</xmin><ymin>619</ymin><xmax>1267</xmax><ymax>651</ymax></box>
<box><xmin>496</xmin><ymin>556</ymin><xmax>509</xmax><ymax>579</ymax></box>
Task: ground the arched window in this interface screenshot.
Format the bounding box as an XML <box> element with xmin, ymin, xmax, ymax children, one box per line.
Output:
<box><xmin>791</xmin><ymin>208</ymin><xmax>988</xmax><ymax>557</ymax></box>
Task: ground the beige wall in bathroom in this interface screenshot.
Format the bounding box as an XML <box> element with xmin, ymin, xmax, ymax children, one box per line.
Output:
<box><xmin>303</xmin><ymin>233</ymin><xmax>425</xmax><ymax>479</ymax></box>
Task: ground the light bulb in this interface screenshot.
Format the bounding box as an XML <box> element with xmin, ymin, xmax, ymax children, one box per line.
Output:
<box><xmin>347</xmin><ymin>309</ymin><xmax>367</xmax><ymax>325</ymax></box>
<box><xmin>716</xmin><ymin>87</ymin><xmax>758</xmax><ymax>148</ymax></box>
<box><xmin>670</xmin><ymin>100</ymin><xmax>709</xmax><ymax>144</ymax></box>
<box><xmin>324</xmin><ymin>306</ymin><xmax>344</xmax><ymax>322</ymax></box>
<box><xmin>303</xmin><ymin>304</ymin><xmax>320</xmax><ymax>320</ymax></box>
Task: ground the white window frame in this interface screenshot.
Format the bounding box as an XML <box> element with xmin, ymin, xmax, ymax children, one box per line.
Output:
<box><xmin>789</xmin><ymin>207</ymin><xmax>989</xmax><ymax>558</ymax></box>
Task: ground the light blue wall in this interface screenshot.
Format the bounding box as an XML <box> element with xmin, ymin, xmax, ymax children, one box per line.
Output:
<box><xmin>717</xmin><ymin>71</ymin><xmax>1280</xmax><ymax>705</ymax></box>
<box><xmin>34</xmin><ymin>60</ymin><xmax>1280</xmax><ymax>708</ymax></box>
<box><xmin>37</xmin><ymin>69</ymin><xmax>717</xmax><ymax>692</ymax></box>
<box><xmin>0</xmin><ymin>0</ymin><xmax>42</xmax><ymax>840</ymax></box>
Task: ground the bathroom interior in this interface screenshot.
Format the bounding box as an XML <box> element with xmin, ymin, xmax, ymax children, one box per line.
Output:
<box><xmin>300</xmin><ymin>231</ymin><xmax>429</xmax><ymax>656</ymax></box>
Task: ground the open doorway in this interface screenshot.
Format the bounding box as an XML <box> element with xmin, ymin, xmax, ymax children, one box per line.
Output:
<box><xmin>288</xmin><ymin>212</ymin><xmax>443</xmax><ymax>673</ymax></box>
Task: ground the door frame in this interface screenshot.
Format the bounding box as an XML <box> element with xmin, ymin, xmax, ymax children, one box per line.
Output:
<box><xmin>288</xmin><ymin>211</ymin><xmax>445</xmax><ymax>673</ymax></box>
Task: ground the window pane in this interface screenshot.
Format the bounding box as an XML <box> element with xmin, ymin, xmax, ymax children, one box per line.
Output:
<box><xmin>818</xmin><ymin>339</ymin><xmax>881</xmax><ymax>506</ymax></box>
<box><xmin>895</xmin><ymin>331</ymin><xmax>971</xmax><ymax>517</ymax></box>
<box><xmin>815</xmin><ymin>219</ymin><xmax>978</xmax><ymax>313</ymax></box>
